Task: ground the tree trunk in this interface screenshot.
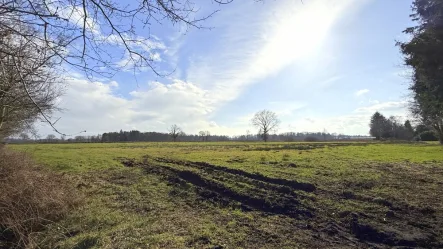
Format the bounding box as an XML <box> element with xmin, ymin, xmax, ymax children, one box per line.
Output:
<box><xmin>436</xmin><ymin>125</ymin><xmax>443</xmax><ymax>145</ymax></box>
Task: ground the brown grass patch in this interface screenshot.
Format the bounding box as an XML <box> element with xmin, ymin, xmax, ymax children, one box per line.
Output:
<box><xmin>0</xmin><ymin>148</ymin><xmax>81</xmax><ymax>248</ymax></box>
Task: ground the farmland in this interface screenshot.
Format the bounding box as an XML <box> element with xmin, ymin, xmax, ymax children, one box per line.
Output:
<box><xmin>9</xmin><ymin>142</ymin><xmax>443</xmax><ymax>248</ymax></box>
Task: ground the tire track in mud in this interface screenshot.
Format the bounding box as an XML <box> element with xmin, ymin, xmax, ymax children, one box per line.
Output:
<box><xmin>123</xmin><ymin>157</ymin><xmax>315</xmax><ymax>218</ymax></box>
<box><xmin>153</xmin><ymin>157</ymin><xmax>316</xmax><ymax>192</ymax></box>
<box><xmin>119</xmin><ymin>157</ymin><xmax>443</xmax><ymax>248</ymax></box>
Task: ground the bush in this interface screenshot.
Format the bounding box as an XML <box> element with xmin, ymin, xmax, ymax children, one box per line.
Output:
<box><xmin>418</xmin><ymin>131</ymin><xmax>438</xmax><ymax>141</ymax></box>
<box><xmin>0</xmin><ymin>148</ymin><xmax>81</xmax><ymax>248</ymax></box>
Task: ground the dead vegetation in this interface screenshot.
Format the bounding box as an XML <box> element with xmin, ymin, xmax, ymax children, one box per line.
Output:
<box><xmin>0</xmin><ymin>148</ymin><xmax>81</xmax><ymax>248</ymax></box>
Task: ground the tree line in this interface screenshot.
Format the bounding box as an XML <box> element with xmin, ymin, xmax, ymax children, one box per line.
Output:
<box><xmin>369</xmin><ymin>111</ymin><xmax>439</xmax><ymax>141</ymax></box>
<box><xmin>8</xmin><ymin>109</ymin><xmax>375</xmax><ymax>144</ymax></box>
<box><xmin>9</xmin><ymin>129</ymin><xmax>372</xmax><ymax>144</ymax></box>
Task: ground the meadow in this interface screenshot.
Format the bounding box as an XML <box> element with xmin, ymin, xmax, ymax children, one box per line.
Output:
<box><xmin>9</xmin><ymin>141</ymin><xmax>443</xmax><ymax>248</ymax></box>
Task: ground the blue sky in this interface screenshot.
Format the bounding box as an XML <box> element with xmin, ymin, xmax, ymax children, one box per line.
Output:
<box><xmin>39</xmin><ymin>0</ymin><xmax>415</xmax><ymax>137</ymax></box>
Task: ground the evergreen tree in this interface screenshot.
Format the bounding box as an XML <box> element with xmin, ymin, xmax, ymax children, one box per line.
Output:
<box><xmin>398</xmin><ymin>0</ymin><xmax>443</xmax><ymax>144</ymax></box>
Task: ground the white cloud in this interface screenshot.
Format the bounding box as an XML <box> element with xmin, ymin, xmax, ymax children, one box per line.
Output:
<box><xmin>38</xmin><ymin>76</ymin><xmax>242</xmax><ymax>136</ymax></box>
<box><xmin>108</xmin><ymin>81</ymin><xmax>119</xmax><ymax>88</ymax></box>
<box><xmin>355</xmin><ymin>89</ymin><xmax>370</xmax><ymax>96</ymax></box>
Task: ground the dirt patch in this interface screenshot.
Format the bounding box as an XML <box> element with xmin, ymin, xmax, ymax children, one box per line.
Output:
<box><xmin>348</xmin><ymin>213</ymin><xmax>438</xmax><ymax>247</ymax></box>
<box><xmin>117</xmin><ymin>157</ymin><xmax>138</xmax><ymax>167</ymax></box>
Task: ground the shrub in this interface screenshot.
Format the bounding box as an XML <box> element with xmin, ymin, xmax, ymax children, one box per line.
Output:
<box><xmin>0</xmin><ymin>148</ymin><xmax>81</xmax><ymax>248</ymax></box>
<box><xmin>417</xmin><ymin>131</ymin><xmax>438</xmax><ymax>141</ymax></box>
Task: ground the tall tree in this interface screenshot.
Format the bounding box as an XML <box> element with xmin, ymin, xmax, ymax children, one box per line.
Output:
<box><xmin>251</xmin><ymin>110</ymin><xmax>280</xmax><ymax>142</ymax></box>
<box><xmin>398</xmin><ymin>0</ymin><xmax>443</xmax><ymax>144</ymax></box>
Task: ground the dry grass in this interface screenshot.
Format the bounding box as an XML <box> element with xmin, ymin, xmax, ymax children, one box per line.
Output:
<box><xmin>0</xmin><ymin>148</ymin><xmax>81</xmax><ymax>248</ymax></box>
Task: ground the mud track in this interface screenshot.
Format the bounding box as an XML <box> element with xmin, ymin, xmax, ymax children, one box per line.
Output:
<box><xmin>119</xmin><ymin>157</ymin><xmax>443</xmax><ymax>248</ymax></box>
<box><xmin>141</xmin><ymin>157</ymin><xmax>315</xmax><ymax>218</ymax></box>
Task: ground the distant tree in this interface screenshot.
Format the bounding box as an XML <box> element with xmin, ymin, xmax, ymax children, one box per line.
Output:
<box><xmin>19</xmin><ymin>133</ymin><xmax>29</xmax><ymax>141</ymax></box>
<box><xmin>388</xmin><ymin>116</ymin><xmax>404</xmax><ymax>139</ymax></box>
<box><xmin>199</xmin><ymin>131</ymin><xmax>210</xmax><ymax>141</ymax></box>
<box><xmin>404</xmin><ymin>120</ymin><xmax>415</xmax><ymax>140</ymax></box>
<box><xmin>46</xmin><ymin>134</ymin><xmax>57</xmax><ymax>142</ymax></box>
<box><xmin>203</xmin><ymin>131</ymin><xmax>211</xmax><ymax>142</ymax></box>
<box><xmin>369</xmin><ymin>112</ymin><xmax>389</xmax><ymax>140</ymax></box>
<box><xmin>304</xmin><ymin>136</ymin><xmax>319</xmax><ymax>142</ymax></box>
<box><xmin>251</xmin><ymin>110</ymin><xmax>280</xmax><ymax>142</ymax></box>
<box><xmin>322</xmin><ymin>128</ymin><xmax>328</xmax><ymax>141</ymax></box>
<box><xmin>246</xmin><ymin>130</ymin><xmax>252</xmax><ymax>140</ymax></box>
<box><xmin>75</xmin><ymin>136</ymin><xmax>85</xmax><ymax>142</ymax></box>
<box><xmin>404</xmin><ymin>120</ymin><xmax>414</xmax><ymax>135</ymax></box>
<box><xmin>169</xmin><ymin>124</ymin><xmax>183</xmax><ymax>142</ymax></box>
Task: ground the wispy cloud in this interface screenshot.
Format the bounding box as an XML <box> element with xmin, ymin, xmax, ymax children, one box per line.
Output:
<box><xmin>354</xmin><ymin>101</ymin><xmax>407</xmax><ymax>113</ymax></box>
<box><xmin>185</xmin><ymin>0</ymin><xmax>370</xmax><ymax>107</ymax></box>
<box><xmin>355</xmin><ymin>89</ymin><xmax>370</xmax><ymax>96</ymax></box>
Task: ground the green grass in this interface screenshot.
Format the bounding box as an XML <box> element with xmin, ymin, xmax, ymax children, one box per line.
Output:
<box><xmin>8</xmin><ymin>141</ymin><xmax>443</xmax><ymax>248</ymax></box>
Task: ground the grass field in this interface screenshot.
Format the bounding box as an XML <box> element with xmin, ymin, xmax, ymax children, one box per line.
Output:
<box><xmin>9</xmin><ymin>141</ymin><xmax>443</xmax><ymax>248</ymax></box>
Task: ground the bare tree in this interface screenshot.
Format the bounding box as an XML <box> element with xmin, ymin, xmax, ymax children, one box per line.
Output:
<box><xmin>204</xmin><ymin>130</ymin><xmax>210</xmax><ymax>142</ymax></box>
<box><xmin>46</xmin><ymin>134</ymin><xmax>56</xmax><ymax>141</ymax></box>
<box><xmin>251</xmin><ymin>110</ymin><xmax>280</xmax><ymax>142</ymax></box>
<box><xmin>0</xmin><ymin>25</ymin><xmax>62</xmax><ymax>139</ymax></box>
<box><xmin>199</xmin><ymin>130</ymin><xmax>205</xmax><ymax>141</ymax></box>
<box><xmin>0</xmin><ymin>0</ymin><xmax>252</xmax><ymax>78</ymax></box>
<box><xmin>246</xmin><ymin>129</ymin><xmax>251</xmax><ymax>140</ymax></box>
<box><xmin>169</xmin><ymin>124</ymin><xmax>182</xmax><ymax>142</ymax></box>
<box><xmin>199</xmin><ymin>130</ymin><xmax>210</xmax><ymax>141</ymax></box>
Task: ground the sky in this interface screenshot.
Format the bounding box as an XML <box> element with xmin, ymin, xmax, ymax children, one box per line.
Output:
<box><xmin>37</xmin><ymin>0</ymin><xmax>415</xmax><ymax>137</ymax></box>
